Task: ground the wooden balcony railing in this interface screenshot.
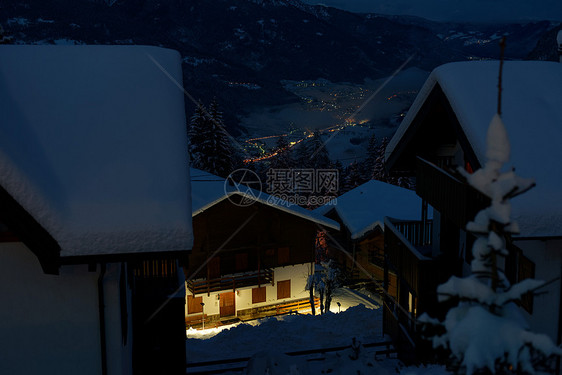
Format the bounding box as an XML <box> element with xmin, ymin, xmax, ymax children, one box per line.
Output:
<box><xmin>186</xmin><ymin>268</ymin><xmax>274</xmax><ymax>295</ymax></box>
<box><xmin>385</xmin><ymin>217</ymin><xmax>431</xmax><ymax>293</ymax></box>
<box><xmin>384</xmin><ymin>218</ymin><xmax>440</xmax><ymax>316</ymax></box>
<box><xmin>390</xmin><ymin>219</ymin><xmax>432</xmax><ymax>248</ymax></box>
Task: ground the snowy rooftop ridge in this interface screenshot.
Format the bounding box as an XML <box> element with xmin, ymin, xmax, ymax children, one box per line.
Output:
<box><xmin>190</xmin><ymin>168</ymin><xmax>339</xmax><ymax>230</ymax></box>
<box><xmin>387</xmin><ymin>60</ymin><xmax>562</xmax><ymax>238</ymax></box>
<box><xmin>314</xmin><ymin>180</ymin><xmax>422</xmax><ymax>240</ymax></box>
<box><xmin>0</xmin><ymin>45</ymin><xmax>193</xmax><ymax>256</ymax></box>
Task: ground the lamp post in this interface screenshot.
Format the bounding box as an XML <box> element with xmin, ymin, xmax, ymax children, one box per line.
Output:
<box><xmin>337</xmin><ymin>301</ymin><xmax>341</xmax><ymax>313</ymax></box>
<box><xmin>200</xmin><ymin>302</ymin><xmax>205</xmax><ymax>329</ymax></box>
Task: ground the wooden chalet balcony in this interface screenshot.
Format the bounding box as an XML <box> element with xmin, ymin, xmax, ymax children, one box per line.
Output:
<box><xmin>416</xmin><ymin>157</ymin><xmax>489</xmax><ymax>228</ymax></box>
<box><xmin>384</xmin><ymin>217</ymin><xmax>438</xmax><ymax>362</ymax></box>
<box><xmin>390</xmin><ymin>218</ymin><xmax>432</xmax><ymax>249</ymax></box>
<box><xmin>385</xmin><ymin>217</ymin><xmax>434</xmax><ymax>300</ymax></box>
<box><xmin>186</xmin><ymin>268</ymin><xmax>274</xmax><ymax>295</ymax></box>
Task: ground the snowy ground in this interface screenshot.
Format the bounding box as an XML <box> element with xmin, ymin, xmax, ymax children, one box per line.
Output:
<box><xmin>186</xmin><ymin>287</ymin><xmax>449</xmax><ymax>375</ymax></box>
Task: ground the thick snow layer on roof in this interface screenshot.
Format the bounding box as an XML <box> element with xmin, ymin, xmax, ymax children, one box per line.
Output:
<box><xmin>315</xmin><ymin>180</ymin><xmax>422</xmax><ymax>240</ymax></box>
<box><xmin>388</xmin><ymin>61</ymin><xmax>562</xmax><ymax>238</ymax></box>
<box><xmin>0</xmin><ymin>45</ymin><xmax>192</xmax><ymax>256</ymax></box>
<box><xmin>190</xmin><ymin>168</ymin><xmax>339</xmax><ymax>230</ymax></box>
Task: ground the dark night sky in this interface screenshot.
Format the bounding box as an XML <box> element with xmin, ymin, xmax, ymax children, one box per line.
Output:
<box><xmin>302</xmin><ymin>0</ymin><xmax>562</xmax><ymax>23</ymax></box>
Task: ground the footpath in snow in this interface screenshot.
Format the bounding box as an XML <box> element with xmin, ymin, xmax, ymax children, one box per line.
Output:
<box><xmin>186</xmin><ymin>287</ymin><xmax>449</xmax><ymax>375</ymax></box>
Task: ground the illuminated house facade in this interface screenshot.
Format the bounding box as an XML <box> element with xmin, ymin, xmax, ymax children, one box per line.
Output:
<box><xmin>186</xmin><ymin>168</ymin><xmax>339</xmax><ymax>325</ymax></box>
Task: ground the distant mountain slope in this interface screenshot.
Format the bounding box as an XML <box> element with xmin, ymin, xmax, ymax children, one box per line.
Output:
<box><xmin>527</xmin><ymin>24</ymin><xmax>562</xmax><ymax>61</ymax></box>
<box><xmin>301</xmin><ymin>0</ymin><xmax>562</xmax><ymax>24</ymax></box>
<box><xmin>1</xmin><ymin>0</ymin><xmax>557</xmax><ymax>133</ymax></box>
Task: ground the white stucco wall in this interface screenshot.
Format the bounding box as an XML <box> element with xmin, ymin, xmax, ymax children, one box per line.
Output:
<box><xmin>0</xmin><ymin>242</ymin><xmax>132</xmax><ymax>375</ymax></box>
<box><xmin>186</xmin><ymin>263</ymin><xmax>313</xmax><ymax>317</ymax></box>
<box><xmin>236</xmin><ymin>263</ymin><xmax>312</xmax><ymax>312</ymax></box>
<box><xmin>515</xmin><ymin>238</ymin><xmax>562</xmax><ymax>344</ymax></box>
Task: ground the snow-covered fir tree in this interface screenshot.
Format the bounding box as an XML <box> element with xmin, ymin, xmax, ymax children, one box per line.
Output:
<box><xmin>330</xmin><ymin>159</ymin><xmax>345</xmax><ymax>196</ymax></box>
<box><xmin>0</xmin><ymin>24</ymin><xmax>13</xmax><ymax>44</ymax></box>
<box><xmin>343</xmin><ymin>161</ymin><xmax>362</xmax><ymax>193</ymax></box>
<box><xmin>269</xmin><ymin>136</ymin><xmax>294</xmax><ymax>170</ymax></box>
<box><xmin>363</xmin><ymin>134</ymin><xmax>378</xmax><ymax>181</ymax></box>
<box><xmin>420</xmin><ymin>114</ymin><xmax>561</xmax><ymax>375</ymax></box>
<box><xmin>397</xmin><ymin>176</ymin><xmax>415</xmax><ymax>190</ymax></box>
<box><xmin>188</xmin><ymin>102</ymin><xmax>206</xmax><ymax>161</ymax></box>
<box><xmin>295</xmin><ymin>141</ymin><xmax>312</xmax><ymax>169</ymax></box>
<box><xmin>188</xmin><ymin>100</ymin><xmax>234</xmax><ymax>178</ymax></box>
<box><xmin>307</xmin><ymin>131</ymin><xmax>331</xmax><ymax>170</ymax></box>
<box><xmin>371</xmin><ymin>136</ymin><xmax>401</xmax><ymax>186</ymax></box>
<box><xmin>372</xmin><ymin>137</ymin><xmax>389</xmax><ymax>182</ymax></box>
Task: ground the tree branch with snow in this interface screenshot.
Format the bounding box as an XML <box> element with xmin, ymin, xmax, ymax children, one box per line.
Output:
<box><xmin>421</xmin><ymin>114</ymin><xmax>561</xmax><ymax>375</ymax></box>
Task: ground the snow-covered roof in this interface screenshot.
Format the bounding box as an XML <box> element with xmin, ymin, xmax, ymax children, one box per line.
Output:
<box><xmin>387</xmin><ymin>61</ymin><xmax>562</xmax><ymax>238</ymax></box>
<box><xmin>0</xmin><ymin>45</ymin><xmax>193</xmax><ymax>256</ymax></box>
<box><xmin>315</xmin><ymin>180</ymin><xmax>422</xmax><ymax>240</ymax></box>
<box><xmin>190</xmin><ymin>168</ymin><xmax>339</xmax><ymax>230</ymax></box>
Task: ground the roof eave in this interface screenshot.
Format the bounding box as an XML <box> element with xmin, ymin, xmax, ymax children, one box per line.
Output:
<box><xmin>0</xmin><ymin>185</ymin><xmax>60</xmax><ymax>275</ymax></box>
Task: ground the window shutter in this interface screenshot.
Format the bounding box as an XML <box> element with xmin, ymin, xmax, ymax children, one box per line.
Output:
<box><xmin>277</xmin><ymin>280</ymin><xmax>291</xmax><ymax>299</ymax></box>
<box><xmin>277</xmin><ymin>247</ymin><xmax>290</xmax><ymax>265</ymax></box>
<box><xmin>187</xmin><ymin>295</ymin><xmax>203</xmax><ymax>314</ymax></box>
<box><xmin>252</xmin><ymin>287</ymin><xmax>266</xmax><ymax>304</ymax></box>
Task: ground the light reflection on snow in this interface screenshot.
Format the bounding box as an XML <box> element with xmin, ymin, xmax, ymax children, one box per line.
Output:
<box><xmin>186</xmin><ymin>287</ymin><xmax>381</xmax><ymax>340</ymax></box>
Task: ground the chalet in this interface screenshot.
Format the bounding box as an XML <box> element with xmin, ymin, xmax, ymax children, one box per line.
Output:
<box><xmin>0</xmin><ymin>45</ymin><xmax>192</xmax><ymax>375</ymax></box>
<box><xmin>185</xmin><ymin>168</ymin><xmax>339</xmax><ymax>325</ymax></box>
<box><xmin>384</xmin><ymin>60</ymin><xmax>562</xmax><ymax>364</ymax></box>
<box><xmin>314</xmin><ymin>179</ymin><xmax>427</xmax><ymax>299</ymax></box>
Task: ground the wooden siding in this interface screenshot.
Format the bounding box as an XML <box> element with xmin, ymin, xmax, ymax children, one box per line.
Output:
<box><xmin>416</xmin><ymin>157</ymin><xmax>489</xmax><ymax>229</ymax></box>
<box><xmin>133</xmin><ymin>259</ymin><xmax>178</xmax><ymax>279</ymax></box>
<box><xmin>519</xmin><ymin>254</ymin><xmax>535</xmax><ymax>314</ymax></box>
<box><xmin>355</xmin><ymin>233</ymin><xmax>397</xmax><ymax>298</ymax></box>
<box><xmin>383</xmin><ymin>219</ymin><xmax>438</xmax><ymax>364</ymax></box>
<box><xmin>385</xmin><ymin>219</ymin><xmax>431</xmax><ymax>300</ymax></box>
<box><xmin>187</xmin><ymin>199</ymin><xmax>317</xmax><ymax>293</ymax></box>
<box><xmin>131</xmin><ymin>259</ymin><xmax>182</xmax><ymax>297</ymax></box>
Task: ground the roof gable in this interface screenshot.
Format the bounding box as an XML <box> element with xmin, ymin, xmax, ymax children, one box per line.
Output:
<box><xmin>387</xmin><ymin>60</ymin><xmax>562</xmax><ymax>237</ymax></box>
<box><xmin>315</xmin><ymin>180</ymin><xmax>422</xmax><ymax>240</ymax></box>
<box><xmin>0</xmin><ymin>45</ymin><xmax>193</xmax><ymax>257</ymax></box>
<box><xmin>190</xmin><ymin>168</ymin><xmax>340</xmax><ymax>230</ymax></box>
